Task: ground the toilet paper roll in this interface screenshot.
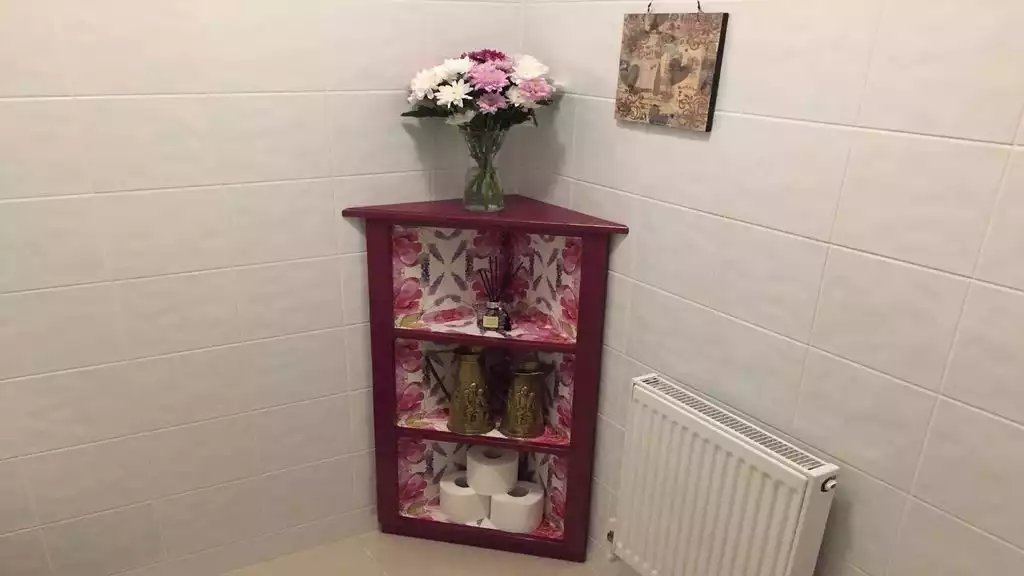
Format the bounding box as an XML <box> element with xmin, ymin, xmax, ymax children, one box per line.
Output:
<box><xmin>490</xmin><ymin>481</ymin><xmax>545</xmax><ymax>533</ymax></box>
<box><xmin>440</xmin><ymin>472</ymin><xmax>490</xmax><ymax>523</ymax></box>
<box><xmin>467</xmin><ymin>446</ymin><xmax>519</xmax><ymax>496</ymax></box>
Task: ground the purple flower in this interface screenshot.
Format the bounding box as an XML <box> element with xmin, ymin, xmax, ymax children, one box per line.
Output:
<box><xmin>468</xmin><ymin>62</ymin><xmax>508</xmax><ymax>93</ymax></box>
<box><xmin>462</xmin><ymin>49</ymin><xmax>507</xmax><ymax>63</ymax></box>
<box><xmin>518</xmin><ymin>77</ymin><xmax>553</xmax><ymax>102</ymax></box>
<box><xmin>476</xmin><ymin>93</ymin><xmax>508</xmax><ymax>114</ymax></box>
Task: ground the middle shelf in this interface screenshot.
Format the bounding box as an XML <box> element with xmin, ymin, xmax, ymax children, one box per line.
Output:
<box><xmin>397</xmin><ymin>420</ymin><xmax>570</xmax><ymax>455</ymax></box>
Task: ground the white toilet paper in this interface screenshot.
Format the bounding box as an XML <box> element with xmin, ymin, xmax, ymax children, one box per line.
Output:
<box><xmin>467</xmin><ymin>446</ymin><xmax>519</xmax><ymax>496</ymax></box>
<box><xmin>440</xmin><ymin>472</ymin><xmax>490</xmax><ymax>523</ymax></box>
<box><xmin>490</xmin><ymin>481</ymin><xmax>545</xmax><ymax>533</ymax></box>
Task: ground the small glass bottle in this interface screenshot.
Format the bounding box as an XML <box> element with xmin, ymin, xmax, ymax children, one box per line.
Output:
<box><xmin>478</xmin><ymin>301</ymin><xmax>508</xmax><ymax>332</ymax></box>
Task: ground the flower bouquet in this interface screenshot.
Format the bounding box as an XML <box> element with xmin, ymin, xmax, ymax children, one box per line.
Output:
<box><xmin>402</xmin><ymin>50</ymin><xmax>556</xmax><ymax>212</ymax></box>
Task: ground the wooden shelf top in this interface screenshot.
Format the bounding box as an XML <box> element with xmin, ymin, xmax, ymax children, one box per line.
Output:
<box><xmin>342</xmin><ymin>195</ymin><xmax>629</xmax><ymax>236</ymax></box>
<box><xmin>396</xmin><ymin>423</ymin><xmax>570</xmax><ymax>455</ymax></box>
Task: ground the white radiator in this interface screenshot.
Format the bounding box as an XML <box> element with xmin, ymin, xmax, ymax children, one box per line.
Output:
<box><xmin>612</xmin><ymin>374</ymin><xmax>839</xmax><ymax>576</ymax></box>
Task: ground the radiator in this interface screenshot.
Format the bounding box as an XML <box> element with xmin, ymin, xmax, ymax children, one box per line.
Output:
<box><xmin>612</xmin><ymin>374</ymin><xmax>839</xmax><ymax>576</ymax></box>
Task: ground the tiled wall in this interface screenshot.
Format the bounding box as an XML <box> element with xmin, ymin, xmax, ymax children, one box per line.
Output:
<box><xmin>0</xmin><ymin>1</ymin><xmax>520</xmax><ymax>575</ymax></box>
<box><xmin>510</xmin><ymin>0</ymin><xmax>1024</xmax><ymax>575</ymax></box>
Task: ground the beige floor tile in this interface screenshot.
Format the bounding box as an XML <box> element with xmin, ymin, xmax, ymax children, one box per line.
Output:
<box><xmin>223</xmin><ymin>538</ymin><xmax>384</xmax><ymax>576</ymax></box>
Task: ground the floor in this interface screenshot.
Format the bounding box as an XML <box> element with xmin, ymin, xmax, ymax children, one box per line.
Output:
<box><xmin>223</xmin><ymin>531</ymin><xmax>632</xmax><ymax>576</ymax></box>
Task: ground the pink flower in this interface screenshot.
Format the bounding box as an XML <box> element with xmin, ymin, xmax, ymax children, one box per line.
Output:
<box><xmin>396</xmin><ymin>340</ymin><xmax>422</xmax><ymax>373</ymax></box>
<box><xmin>561</xmin><ymin>238</ymin><xmax>582</xmax><ymax>274</ymax></box>
<box><xmin>494</xmin><ymin>58</ymin><xmax>514</xmax><ymax>71</ymax></box>
<box><xmin>398</xmin><ymin>381</ymin><xmax>424</xmax><ymax>412</ymax></box>
<box><xmin>517</xmin><ymin>77</ymin><xmax>553</xmax><ymax>102</ymax></box>
<box><xmin>462</xmin><ymin>49</ymin><xmax>507</xmax><ymax>63</ymax></box>
<box><xmin>399</xmin><ymin>472</ymin><xmax>428</xmax><ymax>503</ymax></box>
<box><xmin>398</xmin><ymin>438</ymin><xmax>427</xmax><ymax>463</ymax></box>
<box><xmin>477</xmin><ymin>92</ymin><xmax>508</xmax><ymax>114</ymax></box>
<box><xmin>552</xmin><ymin>457</ymin><xmax>568</xmax><ymax>481</ymax></box>
<box><xmin>550</xmin><ymin>486</ymin><xmax>566</xmax><ymax>520</ymax></box>
<box><xmin>394</xmin><ymin>277</ymin><xmax>422</xmax><ymax>315</ymax></box>
<box><xmin>468</xmin><ymin>62</ymin><xmax>508</xmax><ymax>93</ymax></box>
<box><xmin>393</xmin><ymin>230</ymin><xmax>422</xmax><ymax>267</ymax></box>
<box><xmin>422</xmin><ymin>305</ymin><xmax>475</xmax><ymax>324</ymax></box>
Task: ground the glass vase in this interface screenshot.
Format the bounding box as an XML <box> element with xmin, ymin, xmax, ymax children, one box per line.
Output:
<box><xmin>461</xmin><ymin>128</ymin><xmax>507</xmax><ymax>212</ymax></box>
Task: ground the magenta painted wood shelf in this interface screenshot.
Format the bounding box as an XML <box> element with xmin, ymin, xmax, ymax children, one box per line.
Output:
<box><xmin>342</xmin><ymin>195</ymin><xmax>627</xmax><ymax>562</ymax></box>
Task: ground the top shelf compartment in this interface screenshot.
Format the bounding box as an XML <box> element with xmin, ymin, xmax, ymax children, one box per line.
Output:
<box><xmin>342</xmin><ymin>195</ymin><xmax>629</xmax><ymax>236</ymax></box>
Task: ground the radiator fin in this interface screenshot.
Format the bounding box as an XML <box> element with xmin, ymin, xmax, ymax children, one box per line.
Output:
<box><xmin>615</xmin><ymin>377</ymin><xmax>838</xmax><ymax>576</ymax></box>
<box><xmin>638</xmin><ymin>375</ymin><xmax>825</xmax><ymax>471</ymax></box>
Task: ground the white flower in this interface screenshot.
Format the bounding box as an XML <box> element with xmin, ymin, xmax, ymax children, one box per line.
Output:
<box><xmin>410</xmin><ymin>68</ymin><xmax>442</xmax><ymax>100</ymax></box>
<box><xmin>435</xmin><ymin>80</ymin><xmax>472</xmax><ymax>109</ymax></box>
<box><xmin>506</xmin><ymin>86</ymin><xmax>536</xmax><ymax>109</ymax></box>
<box><xmin>434</xmin><ymin>58</ymin><xmax>473</xmax><ymax>81</ymax></box>
<box><xmin>510</xmin><ymin>54</ymin><xmax>549</xmax><ymax>83</ymax></box>
<box><xmin>445</xmin><ymin>109</ymin><xmax>477</xmax><ymax>126</ymax></box>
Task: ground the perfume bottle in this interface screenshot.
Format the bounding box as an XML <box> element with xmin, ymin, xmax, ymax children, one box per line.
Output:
<box><xmin>478</xmin><ymin>301</ymin><xmax>509</xmax><ymax>331</ymax></box>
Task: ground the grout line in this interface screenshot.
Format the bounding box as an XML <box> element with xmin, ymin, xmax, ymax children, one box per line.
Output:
<box><xmin>0</xmin><ymin>89</ymin><xmax>407</xmax><ymax>102</ymax></box>
<box><xmin>969</xmin><ymin>150</ymin><xmax>1017</xmax><ymax>279</ymax></box>
<box><xmin>560</xmin><ymin>173</ymin><xmax>1024</xmax><ymax>296</ymax></box>
<box><xmin>0</xmin><ymin>169</ymin><xmax>431</xmax><ymax>204</ymax></box>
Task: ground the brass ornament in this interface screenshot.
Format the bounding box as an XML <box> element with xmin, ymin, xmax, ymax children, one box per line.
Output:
<box><xmin>448</xmin><ymin>347</ymin><xmax>494</xmax><ymax>435</ymax></box>
<box><xmin>499</xmin><ymin>357</ymin><xmax>547</xmax><ymax>439</ymax></box>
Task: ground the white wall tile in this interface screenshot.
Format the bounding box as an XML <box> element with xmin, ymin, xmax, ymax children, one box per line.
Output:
<box><xmin>0</xmin><ymin>196</ymin><xmax>106</xmax><ymax>293</ymax></box>
<box><xmin>0</xmin><ymin>356</ymin><xmax>176</xmax><ymax>459</ymax></box>
<box><xmin>197</xmin><ymin>0</ymin><xmax>330</xmax><ymax>93</ymax></box>
<box><xmin>522</xmin><ymin>1</ymin><xmax>624</xmax><ymax>99</ymax></box>
<box><xmin>351</xmin><ymin>451</ymin><xmax>375</xmax><ymax>510</ymax></box>
<box><xmin>344</xmin><ymin>324</ymin><xmax>372</xmax><ymax>392</ymax></box>
<box><xmin>44</xmin><ymin>504</ymin><xmax>163</xmax><ymax>576</ymax></box>
<box><xmin>25</xmin><ymin>415</ymin><xmax>260</xmax><ymax>523</ymax></box>
<box><xmin>816</xmin><ymin>466</ymin><xmax>905</xmax><ymax>576</ymax></box>
<box><xmin>327</xmin><ymin>93</ymin><xmax>435</xmax><ymax>177</ymax></box>
<box><xmin>811</xmin><ymin>248</ymin><xmax>968</xmax><ymax>389</ymax></box>
<box><xmin>599</xmin><ymin>346</ymin><xmax>645</xmax><ymax>428</ymax></box>
<box><xmin>0</xmin><ymin>529</ymin><xmax>51</xmax><ymax>576</ymax></box>
<box><xmin>154</xmin><ymin>479</ymin><xmax>268</xmax><ymax>559</ymax></box>
<box><xmin>588</xmin><ymin>479</ymin><xmax>616</xmax><ymax>545</ymax></box>
<box><xmin>98</xmin><ymin>187</ymin><xmax>239</xmax><ymax>279</ymax></box>
<box><xmin>593</xmin><ymin>415</ymin><xmax>624</xmax><ymax>492</ymax></box>
<box><xmin>60</xmin><ymin>0</ymin><xmax>207</xmax><ymax>95</ymax></box>
<box><xmin>793</xmin><ymin>351</ymin><xmax>935</xmax><ymax>489</ymax></box>
<box><xmin>633</xmin><ymin>200</ymin><xmax>721</xmax><ymax>307</ymax></box>
<box><xmin>639</xmin><ymin>114</ymin><xmax>852</xmax><ymax>240</ymax></box>
<box><xmin>832</xmin><ymin>132</ymin><xmax>1008</xmax><ymax>274</ymax></box>
<box><xmin>253</xmin><ymin>395</ymin><xmax>351</xmax><ymax>473</ymax></box>
<box><xmin>603</xmin><ymin>273</ymin><xmax>632</xmax><ymax>353</ymax></box>
<box><xmin>859</xmin><ymin>0</ymin><xmax>1024</xmax><ymax>142</ymax></box>
<box><xmin>234</xmin><ymin>259</ymin><xmax>344</xmax><ymax>341</ymax></box>
<box><xmin>335</xmin><ymin>172</ymin><xmax>432</xmax><ymax>254</ymax></box>
<box><xmin>0</xmin><ymin>100</ymin><xmax>87</xmax><ymax>199</ymax></box>
<box><xmin>976</xmin><ymin>150</ymin><xmax>1024</xmax><ymax>291</ymax></box>
<box><xmin>0</xmin><ymin>460</ymin><xmax>36</xmax><ymax>535</ymax></box>
<box><xmin>206</xmin><ymin>94</ymin><xmax>331</xmax><ymax>185</ymax></box>
<box><xmin>572</xmin><ymin>98</ymin><xmax>650</xmax><ymax>192</ymax></box>
<box><xmin>230</xmin><ymin>179</ymin><xmax>338</xmax><ymax>265</ymax></box>
<box><xmin>341</xmin><ymin>253</ymin><xmax>370</xmax><ymax>325</ymax></box>
<box><xmin>80</xmin><ymin>96</ymin><xmax>220</xmax><ymax>192</ymax></box>
<box><xmin>712</xmin><ymin>219</ymin><xmax>827</xmax><ymax>341</ymax></box>
<box><xmin>571</xmin><ymin>180</ymin><xmax>636</xmax><ymax>276</ymax></box>
<box><xmin>944</xmin><ymin>283</ymin><xmax>1024</xmax><ymax>427</ymax></box>
<box><xmin>0</xmin><ymin>283</ymin><xmax>124</xmax><ymax>380</ymax></box>
<box><xmin>348</xmin><ymin>390</ymin><xmax>374</xmax><ymax>453</ymax></box>
<box><xmin>915</xmin><ymin>401</ymin><xmax>1024</xmax><ymax>549</ymax></box>
<box><xmin>261</xmin><ymin>458</ymin><xmax>354</xmax><ymax>533</ymax></box>
<box><xmin>889</xmin><ymin>500</ymin><xmax>1024</xmax><ymax>576</ymax></box>
<box><xmin>118</xmin><ymin>270</ymin><xmax>240</xmax><ymax>359</ymax></box>
<box><xmin>0</xmin><ymin>0</ymin><xmax>67</xmax><ymax>96</ymax></box>
<box><xmin>241</xmin><ymin>331</ymin><xmax>348</xmax><ymax>408</ymax></box>
<box><xmin>627</xmin><ymin>284</ymin><xmax>806</xmax><ymax>429</ymax></box>
<box><xmin>717</xmin><ymin>0</ymin><xmax>882</xmax><ymax>124</ymax></box>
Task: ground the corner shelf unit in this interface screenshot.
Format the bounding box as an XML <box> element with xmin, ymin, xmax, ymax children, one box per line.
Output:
<box><xmin>343</xmin><ymin>195</ymin><xmax>628</xmax><ymax>561</ymax></box>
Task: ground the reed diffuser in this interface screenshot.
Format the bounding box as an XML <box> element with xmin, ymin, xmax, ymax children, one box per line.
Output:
<box><xmin>476</xmin><ymin>256</ymin><xmax>523</xmax><ymax>332</ymax></box>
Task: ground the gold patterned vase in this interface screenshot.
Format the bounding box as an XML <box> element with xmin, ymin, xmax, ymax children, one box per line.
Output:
<box><xmin>499</xmin><ymin>358</ymin><xmax>547</xmax><ymax>439</ymax></box>
<box><xmin>449</xmin><ymin>347</ymin><xmax>494</xmax><ymax>435</ymax></box>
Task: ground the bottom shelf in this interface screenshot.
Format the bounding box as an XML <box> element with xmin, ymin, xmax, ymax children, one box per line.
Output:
<box><xmin>399</xmin><ymin>498</ymin><xmax>564</xmax><ymax>541</ymax></box>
